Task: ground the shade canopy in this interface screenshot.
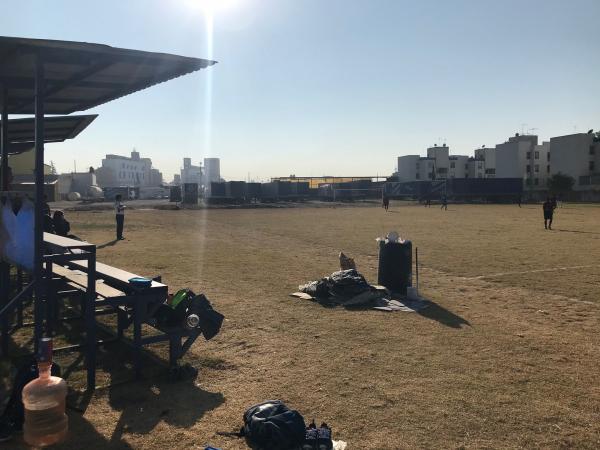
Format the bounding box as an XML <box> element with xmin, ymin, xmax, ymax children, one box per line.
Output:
<box><xmin>1</xmin><ymin>114</ymin><xmax>97</xmax><ymax>154</ymax></box>
<box><xmin>0</xmin><ymin>36</ymin><xmax>217</xmax><ymax>115</ymax></box>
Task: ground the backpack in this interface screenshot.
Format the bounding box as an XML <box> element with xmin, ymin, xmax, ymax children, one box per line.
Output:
<box><xmin>153</xmin><ymin>290</ymin><xmax>224</xmax><ymax>340</ymax></box>
<box><xmin>241</xmin><ymin>400</ymin><xmax>306</xmax><ymax>450</ymax></box>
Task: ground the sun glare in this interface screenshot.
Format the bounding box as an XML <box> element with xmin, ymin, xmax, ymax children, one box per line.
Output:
<box><xmin>185</xmin><ymin>0</ymin><xmax>239</xmax><ymax>14</ymax></box>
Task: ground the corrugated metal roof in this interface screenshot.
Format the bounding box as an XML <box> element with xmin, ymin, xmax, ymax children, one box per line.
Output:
<box><xmin>2</xmin><ymin>114</ymin><xmax>97</xmax><ymax>154</ymax></box>
<box><xmin>0</xmin><ymin>36</ymin><xmax>216</xmax><ymax>114</ymax></box>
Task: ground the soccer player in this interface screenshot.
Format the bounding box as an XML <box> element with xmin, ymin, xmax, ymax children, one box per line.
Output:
<box><xmin>543</xmin><ymin>197</ymin><xmax>555</xmax><ymax>230</ymax></box>
<box><xmin>382</xmin><ymin>194</ymin><xmax>390</xmax><ymax>211</ymax></box>
<box><xmin>115</xmin><ymin>194</ymin><xmax>126</xmax><ymax>240</ymax></box>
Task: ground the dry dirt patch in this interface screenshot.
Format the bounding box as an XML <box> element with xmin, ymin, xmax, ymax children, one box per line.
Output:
<box><xmin>3</xmin><ymin>202</ymin><xmax>600</xmax><ymax>449</ymax></box>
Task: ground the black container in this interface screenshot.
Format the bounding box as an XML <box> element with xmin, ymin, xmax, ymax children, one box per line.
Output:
<box><xmin>182</xmin><ymin>183</ymin><xmax>198</xmax><ymax>204</ymax></box>
<box><xmin>246</xmin><ymin>182</ymin><xmax>262</xmax><ymax>200</ymax></box>
<box><xmin>260</xmin><ymin>182</ymin><xmax>279</xmax><ymax>200</ymax></box>
<box><xmin>295</xmin><ymin>182</ymin><xmax>310</xmax><ymax>196</ymax></box>
<box><xmin>277</xmin><ymin>181</ymin><xmax>292</xmax><ymax>197</ymax></box>
<box><xmin>169</xmin><ymin>186</ymin><xmax>182</xmax><ymax>202</ymax></box>
<box><xmin>377</xmin><ymin>239</ymin><xmax>412</xmax><ymax>294</ymax></box>
<box><xmin>210</xmin><ymin>182</ymin><xmax>227</xmax><ymax>197</ymax></box>
<box><xmin>226</xmin><ymin>181</ymin><xmax>247</xmax><ymax>199</ymax></box>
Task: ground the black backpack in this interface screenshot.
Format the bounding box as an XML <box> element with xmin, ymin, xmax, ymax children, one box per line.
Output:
<box><xmin>241</xmin><ymin>400</ymin><xmax>306</xmax><ymax>450</ymax></box>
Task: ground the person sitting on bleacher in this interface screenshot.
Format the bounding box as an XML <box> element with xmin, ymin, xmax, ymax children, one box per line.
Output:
<box><xmin>52</xmin><ymin>211</ymin><xmax>70</xmax><ymax>236</ymax></box>
<box><xmin>52</xmin><ymin>210</ymin><xmax>79</xmax><ymax>240</ymax></box>
<box><xmin>43</xmin><ymin>210</ymin><xmax>55</xmax><ymax>233</ymax></box>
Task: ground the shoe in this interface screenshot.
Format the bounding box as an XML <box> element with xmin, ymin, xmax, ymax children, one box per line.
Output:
<box><xmin>118</xmin><ymin>237</ymin><xmax>125</xmax><ymax>240</ymax></box>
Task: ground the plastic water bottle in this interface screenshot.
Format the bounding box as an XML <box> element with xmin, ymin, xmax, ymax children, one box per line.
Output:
<box><xmin>22</xmin><ymin>338</ymin><xmax>68</xmax><ymax>447</ymax></box>
<box><xmin>185</xmin><ymin>313</ymin><xmax>200</xmax><ymax>329</ymax></box>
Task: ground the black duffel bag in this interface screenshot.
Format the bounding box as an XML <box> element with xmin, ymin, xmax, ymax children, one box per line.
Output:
<box><xmin>241</xmin><ymin>400</ymin><xmax>306</xmax><ymax>450</ymax></box>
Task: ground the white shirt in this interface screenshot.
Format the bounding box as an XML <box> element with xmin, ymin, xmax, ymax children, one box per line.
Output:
<box><xmin>115</xmin><ymin>201</ymin><xmax>125</xmax><ymax>215</ymax></box>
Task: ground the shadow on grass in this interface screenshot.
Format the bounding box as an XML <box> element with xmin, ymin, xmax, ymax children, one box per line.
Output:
<box><xmin>417</xmin><ymin>299</ymin><xmax>471</xmax><ymax>329</ymax></box>
<box><xmin>97</xmin><ymin>239</ymin><xmax>119</xmax><ymax>249</ymax></box>
<box><xmin>106</xmin><ymin>377</ymin><xmax>224</xmax><ymax>444</ymax></box>
<box><xmin>4</xmin><ymin>309</ymin><xmax>225</xmax><ymax>449</ymax></box>
<box><xmin>553</xmin><ymin>228</ymin><xmax>600</xmax><ymax>235</ymax></box>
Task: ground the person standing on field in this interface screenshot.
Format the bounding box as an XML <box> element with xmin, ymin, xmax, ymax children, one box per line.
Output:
<box><xmin>382</xmin><ymin>194</ymin><xmax>390</xmax><ymax>211</ymax></box>
<box><xmin>440</xmin><ymin>195</ymin><xmax>448</xmax><ymax>210</ymax></box>
<box><xmin>115</xmin><ymin>194</ymin><xmax>126</xmax><ymax>240</ymax></box>
<box><xmin>543</xmin><ymin>197</ymin><xmax>555</xmax><ymax>230</ymax></box>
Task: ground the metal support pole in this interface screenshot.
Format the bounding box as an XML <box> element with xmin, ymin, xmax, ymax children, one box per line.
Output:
<box><xmin>33</xmin><ymin>56</ymin><xmax>46</xmax><ymax>352</ymax></box>
<box><xmin>85</xmin><ymin>249</ymin><xmax>97</xmax><ymax>390</ymax></box>
<box><xmin>1</xmin><ymin>86</ymin><xmax>8</xmax><ymax>190</ymax></box>
<box><xmin>0</xmin><ymin>86</ymin><xmax>9</xmax><ymax>356</ymax></box>
<box><xmin>415</xmin><ymin>247</ymin><xmax>419</xmax><ymax>294</ymax></box>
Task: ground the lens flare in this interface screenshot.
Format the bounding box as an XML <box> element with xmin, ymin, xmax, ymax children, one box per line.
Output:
<box><xmin>184</xmin><ymin>0</ymin><xmax>239</xmax><ymax>14</ymax></box>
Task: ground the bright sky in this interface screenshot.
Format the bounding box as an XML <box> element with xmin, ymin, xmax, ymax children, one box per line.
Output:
<box><xmin>2</xmin><ymin>0</ymin><xmax>599</xmax><ymax>181</ymax></box>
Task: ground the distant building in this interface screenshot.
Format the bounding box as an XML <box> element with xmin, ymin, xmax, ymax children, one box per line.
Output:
<box><xmin>173</xmin><ymin>174</ymin><xmax>181</xmax><ymax>185</ymax></box>
<box><xmin>58</xmin><ymin>171</ymin><xmax>97</xmax><ymax>198</ymax></box>
<box><xmin>179</xmin><ymin>157</ymin><xmax>221</xmax><ymax>193</ymax></box>
<box><xmin>531</xmin><ymin>141</ymin><xmax>550</xmax><ymax>189</ymax></box>
<box><xmin>473</xmin><ymin>147</ymin><xmax>496</xmax><ymax>178</ymax></box>
<box><xmin>150</xmin><ymin>168</ymin><xmax>163</xmax><ymax>186</ymax></box>
<box><xmin>396</xmin><ymin>155</ymin><xmax>420</xmax><ymax>182</ymax></box>
<box><xmin>8</xmin><ymin>150</ymin><xmax>52</xmax><ymax>179</ymax></box>
<box><xmin>180</xmin><ymin>157</ymin><xmax>202</xmax><ymax>184</ymax></box>
<box><xmin>203</xmin><ymin>158</ymin><xmax>221</xmax><ymax>184</ymax></box>
<box><xmin>495</xmin><ymin>134</ymin><xmax>538</xmax><ymax>188</ymax></box>
<box><xmin>396</xmin><ymin>145</ymin><xmax>458</xmax><ymax>181</ymax></box>
<box><xmin>392</xmin><ymin>129</ymin><xmax>599</xmax><ymax>198</ymax></box>
<box><xmin>427</xmin><ymin>145</ymin><xmax>450</xmax><ymax>179</ymax></box>
<box><xmin>96</xmin><ymin>149</ymin><xmax>162</xmax><ymax>188</ymax></box>
<box><xmin>549</xmin><ymin>132</ymin><xmax>600</xmax><ymax>190</ymax></box>
<box><xmin>448</xmin><ymin>155</ymin><xmax>469</xmax><ymax>179</ymax></box>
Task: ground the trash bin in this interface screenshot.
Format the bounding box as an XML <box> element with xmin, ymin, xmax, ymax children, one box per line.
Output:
<box><xmin>377</xmin><ymin>238</ymin><xmax>412</xmax><ymax>294</ymax></box>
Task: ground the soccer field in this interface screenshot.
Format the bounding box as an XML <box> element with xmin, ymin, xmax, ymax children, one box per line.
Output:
<box><xmin>6</xmin><ymin>202</ymin><xmax>600</xmax><ymax>449</ymax></box>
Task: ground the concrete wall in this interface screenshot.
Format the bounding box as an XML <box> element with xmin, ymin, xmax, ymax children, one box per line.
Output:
<box><xmin>549</xmin><ymin>133</ymin><xmax>599</xmax><ymax>190</ymax></box>
<box><xmin>468</xmin><ymin>158</ymin><xmax>485</xmax><ymax>178</ymax></box>
<box><xmin>496</xmin><ymin>140</ymin><xmax>528</xmax><ymax>179</ymax></box>
<box><xmin>427</xmin><ymin>145</ymin><xmax>449</xmax><ymax>178</ymax></box>
<box><xmin>449</xmin><ymin>155</ymin><xmax>469</xmax><ymax>178</ymax></box>
<box><xmin>474</xmin><ymin>147</ymin><xmax>496</xmax><ymax>177</ymax></box>
<box><xmin>417</xmin><ymin>158</ymin><xmax>435</xmax><ymax>180</ymax></box>
<box><xmin>396</xmin><ymin>155</ymin><xmax>420</xmax><ymax>181</ymax></box>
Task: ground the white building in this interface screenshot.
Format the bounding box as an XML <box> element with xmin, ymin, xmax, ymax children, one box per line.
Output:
<box><xmin>426</xmin><ymin>145</ymin><xmax>450</xmax><ymax>179</ymax></box>
<box><xmin>396</xmin><ymin>155</ymin><xmax>420</xmax><ymax>182</ymax></box>
<box><xmin>416</xmin><ymin>157</ymin><xmax>435</xmax><ymax>180</ymax></box>
<box><xmin>495</xmin><ymin>134</ymin><xmax>538</xmax><ymax>185</ymax></box>
<box><xmin>530</xmin><ymin>141</ymin><xmax>550</xmax><ymax>189</ymax></box>
<box><xmin>396</xmin><ymin>145</ymin><xmax>452</xmax><ymax>182</ymax></box>
<box><xmin>473</xmin><ymin>147</ymin><xmax>496</xmax><ymax>178</ymax></box>
<box><xmin>96</xmin><ymin>150</ymin><xmax>162</xmax><ymax>188</ymax></box>
<box><xmin>467</xmin><ymin>157</ymin><xmax>485</xmax><ymax>178</ymax></box>
<box><xmin>549</xmin><ymin>132</ymin><xmax>600</xmax><ymax>190</ymax></box>
<box><xmin>448</xmin><ymin>155</ymin><xmax>469</xmax><ymax>179</ymax></box>
<box><xmin>203</xmin><ymin>158</ymin><xmax>221</xmax><ymax>184</ymax></box>
<box><xmin>180</xmin><ymin>158</ymin><xmax>202</xmax><ymax>184</ymax></box>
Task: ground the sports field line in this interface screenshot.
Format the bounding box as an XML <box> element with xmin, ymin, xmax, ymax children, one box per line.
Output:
<box><xmin>470</xmin><ymin>264</ymin><xmax>600</xmax><ymax>280</ymax></box>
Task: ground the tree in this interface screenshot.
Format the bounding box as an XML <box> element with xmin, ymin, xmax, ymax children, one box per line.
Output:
<box><xmin>49</xmin><ymin>160</ymin><xmax>57</xmax><ymax>175</ymax></box>
<box><xmin>548</xmin><ymin>172</ymin><xmax>575</xmax><ymax>194</ymax></box>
